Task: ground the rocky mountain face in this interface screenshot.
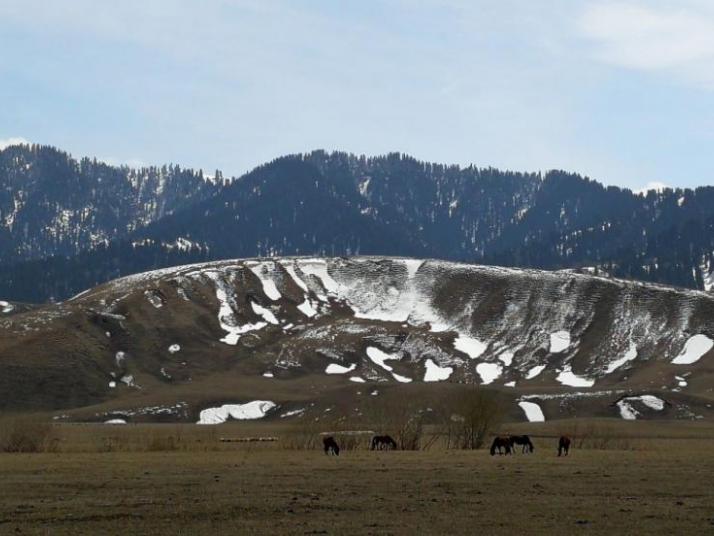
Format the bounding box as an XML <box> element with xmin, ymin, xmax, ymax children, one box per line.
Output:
<box><xmin>1</xmin><ymin>257</ymin><xmax>712</xmax><ymax>423</ymax></box>
<box><xmin>1</xmin><ymin>146</ymin><xmax>714</xmax><ymax>302</ymax></box>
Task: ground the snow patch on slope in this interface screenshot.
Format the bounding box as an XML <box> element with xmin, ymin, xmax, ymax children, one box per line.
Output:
<box><xmin>104</xmin><ymin>418</ymin><xmax>126</xmax><ymax>425</ymax></box>
<box><xmin>453</xmin><ymin>335</ymin><xmax>487</xmax><ymax>360</ymax></box>
<box><xmin>605</xmin><ymin>342</ymin><xmax>637</xmax><ymax>374</ymax></box>
<box><xmin>297</xmin><ymin>299</ymin><xmax>317</xmax><ymax>318</ymax></box>
<box><xmin>498</xmin><ymin>351</ymin><xmax>514</xmax><ymax>366</ymax></box>
<box><xmin>144</xmin><ymin>290</ymin><xmax>163</xmax><ymax>308</ymax></box>
<box><xmin>347</xmin><ymin>259</ymin><xmax>424</xmax><ymax>322</ymax></box>
<box><xmin>423</xmin><ymin>358</ymin><xmax>453</xmax><ymax>382</ymax></box>
<box><xmin>518</xmin><ymin>401</ymin><xmax>545</xmax><ymax>422</ymax></box>
<box><xmin>298</xmin><ymin>259</ymin><xmax>341</xmax><ymax>295</ymax></box>
<box><xmin>549</xmin><ymin>331</ymin><xmax>571</xmax><ymax>353</ymax></box>
<box><xmin>525</xmin><ymin>365</ymin><xmax>546</xmax><ymax>379</ymax></box>
<box><xmin>476</xmin><ymin>363</ymin><xmax>502</xmax><ymax>385</ymax></box>
<box><xmin>249</xmin><ymin>263</ymin><xmax>282</xmax><ymax>301</ymax></box>
<box><xmin>617</xmin><ymin>395</ymin><xmax>665</xmax><ymax>420</ymax></box>
<box><xmin>325</xmin><ymin>363</ymin><xmax>356</xmax><ymax>374</ymax></box>
<box><xmin>204</xmin><ymin>271</ymin><xmax>268</xmax><ymax>344</ymax></box>
<box><xmin>280</xmin><ymin>262</ymin><xmax>309</xmax><ymax>292</ymax></box>
<box><xmin>251</xmin><ymin>301</ymin><xmax>279</xmax><ymax>325</ymax></box>
<box><xmin>672</xmin><ymin>334</ymin><xmax>713</xmax><ymax>365</ymax></box>
<box><xmin>556</xmin><ymin>366</ymin><xmax>595</xmax><ymax>387</ymax></box>
<box><xmin>366</xmin><ymin>346</ymin><xmax>412</xmax><ymax>382</ymax></box>
<box><xmin>197</xmin><ymin>401</ymin><xmax>276</xmax><ymax>424</ymax></box>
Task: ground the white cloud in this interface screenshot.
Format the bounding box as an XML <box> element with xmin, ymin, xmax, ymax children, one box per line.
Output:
<box><xmin>0</xmin><ymin>137</ymin><xmax>30</xmax><ymax>150</ymax></box>
<box><xmin>579</xmin><ymin>2</ymin><xmax>714</xmax><ymax>87</ymax></box>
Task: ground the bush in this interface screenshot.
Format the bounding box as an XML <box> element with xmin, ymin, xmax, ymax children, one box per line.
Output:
<box><xmin>0</xmin><ymin>415</ymin><xmax>57</xmax><ymax>453</ymax></box>
<box><xmin>283</xmin><ymin>414</ymin><xmax>373</xmax><ymax>451</ymax></box>
<box><xmin>563</xmin><ymin>422</ymin><xmax>632</xmax><ymax>451</ymax></box>
<box><xmin>363</xmin><ymin>397</ymin><xmax>426</xmax><ymax>450</ymax></box>
<box><xmin>441</xmin><ymin>386</ymin><xmax>505</xmax><ymax>450</ymax></box>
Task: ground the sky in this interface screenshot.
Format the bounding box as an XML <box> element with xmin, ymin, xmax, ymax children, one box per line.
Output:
<box><xmin>2</xmin><ymin>0</ymin><xmax>714</xmax><ymax>190</ymax></box>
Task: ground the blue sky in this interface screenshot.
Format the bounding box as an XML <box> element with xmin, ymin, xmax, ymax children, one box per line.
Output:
<box><xmin>2</xmin><ymin>0</ymin><xmax>714</xmax><ymax>189</ymax></box>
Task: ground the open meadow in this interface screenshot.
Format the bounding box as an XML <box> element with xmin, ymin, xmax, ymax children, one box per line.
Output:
<box><xmin>0</xmin><ymin>420</ymin><xmax>712</xmax><ymax>535</ymax></box>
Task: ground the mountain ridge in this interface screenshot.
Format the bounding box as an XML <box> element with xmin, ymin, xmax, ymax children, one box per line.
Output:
<box><xmin>2</xmin><ymin>144</ymin><xmax>714</xmax><ymax>302</ymax></box>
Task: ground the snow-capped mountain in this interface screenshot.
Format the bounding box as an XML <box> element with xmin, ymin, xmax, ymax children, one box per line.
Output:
<box><xmin>2</xmin><ymin>145</ymin><xmax>714</xmax><ymax>302</ymax></box>
<box><xmin>1</xmin><ymin>257</ymin><xmax>711</xmax><ymax>422</ymax></box>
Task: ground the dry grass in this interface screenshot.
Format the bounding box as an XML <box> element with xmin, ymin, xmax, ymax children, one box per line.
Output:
<box><xmin>0</xmin><ymin>414</ymin><xmax>58</xmax><ymax>453</ymax></box>
<box><xmin>0</xmin><ymin>423</ymin><xmax>713</xmax><ymax>535</ymax></box>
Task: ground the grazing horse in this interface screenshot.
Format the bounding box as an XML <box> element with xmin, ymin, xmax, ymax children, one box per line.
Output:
<box><xmin>323</xmin><ymin>436</ymin><xmax>340</xmax><ymax>456</ymax></box>
<box><xmin>509</xmin><ymin>435</ymin><xmax>534</xmax><ymax>454</ymax></box>
<box><xmin>489</xmin><ymin>436</ymin><xmax>513</xmax><ymax>456</ymax></box>
<box><xmin>558</xmin><ymin>436</ymin><xmax>571</xmax><ymax>457</ymax></box>
<box><xmin>370</xmin><ymin>435</ymin><xmax>397</xmax><ymax>451</ymax></box>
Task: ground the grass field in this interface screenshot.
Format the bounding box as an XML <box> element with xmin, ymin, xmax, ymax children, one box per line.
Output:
<box><xmin>0</xmin><ymin>420</ymin><xmax>712</xmax><ymax>535</ymax></box>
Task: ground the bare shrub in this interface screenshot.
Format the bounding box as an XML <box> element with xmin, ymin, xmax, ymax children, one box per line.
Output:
<box><xmin>283</xmin><ymin>413</ymin><xmax>373</xmax><ymax>451</ymax></box>
<box><xmin>146</xmin><ymin>431</ymin><xmax>180</xmax><ymax>452</ymax></box>
<box><xmin>561</xmin><ymin>421</ymin><xmax>632</xmax><ymax>451</ymax></box>
<box><xmin>283</xmin><ymin>419</ymin><xmax>324</xmax><ymax>450</ymax></box>
<box><xmin>363</xmin><ymin>397</ymin><xmax>425</xmax><ymax>450</ymax></box>
<box><xmin>440</xmin><ymin>386</ymin><xmax>505</xmax><ymax>450</ymax></box>
<box><xmin>331</xmin><ymin>432</ymin><xmax>371</xmax><ymax>451</ymax></box>
<box><xmin>0</xmin><ymin>415</ymin><xmax>58</xmax><ymax>453</ymax></box>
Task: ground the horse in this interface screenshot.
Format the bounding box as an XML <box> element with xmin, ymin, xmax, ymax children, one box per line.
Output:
<box><xmin>370</xmin><ymin>435</ymin><xmax>397</xmax><ymax>451</ymax></box>
<box><xmin>558</xmin><ymin>435</ymin><xmax>571</xmax><ymax>457</ymax></box>
<box><xmin>489</xmin><ymin>436</ymin><xmax>513</xmax><ymax>456</ymax></box>
<box><xmin>323</xmin><ymin>436</ymin><xmax>340</xmax><ymax>456</ymax></box>
<box><xmin>509</xmin><ymin>435</ymin><xmax>534</xmax><ymax>454</ymax></box>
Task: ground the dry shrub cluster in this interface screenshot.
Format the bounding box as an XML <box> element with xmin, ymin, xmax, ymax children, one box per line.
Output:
<box><xmin>440</xmin><ymin>387</ymin><xmax>506</xmax><ymax>450</ymax></box>
<box><xmin>562</xmin><ymin>421</ymin><xmax>632</xmax><ymax>451</ymax></box>
<box><xmin>0</xmin><ymin>415</ymin><xmax>58</xmax><ymax>453</ymax></box>
<box><xmin>282</xmin><ymin>419</ymin><xmax>324</xmax><ymax>450</ymax></box>
<box><xmin>363</xmin><ymin>397</ymin><xmax>426</xmax><ymax>450</ymax></box>
<box><xmin>285</xmin><ymin>386</ymin><xmax>506</xmax><ymax>452</ymax></box>
<box><xmin>283</xmin><ymin>415</ymin><xmax>372</xmax><ymax>451</ymax></box>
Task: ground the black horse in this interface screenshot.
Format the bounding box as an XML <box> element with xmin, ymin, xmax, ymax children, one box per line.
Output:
<box><xmin>323</xmin><ymin>436</ymin><xmax>340</xmax><ymax>456</ymax></box>
<box><xmin>489</xmin><ymin>436</ymin><xmax>513</xmax><ymax>456</ymax></box>
<box><xmin>370</xmin><ymin>435</ymin><xmax>397</xmax><ymax>450</ymax></box>
<box><xmin>558</xmin><ymin>435</ymin><xmax>571</xmax><ymax>457</ymax></box>
<box><xmin>509</xmin><ymin>435</ymin><xmax>534</xmax><ymax>454</ymax></box>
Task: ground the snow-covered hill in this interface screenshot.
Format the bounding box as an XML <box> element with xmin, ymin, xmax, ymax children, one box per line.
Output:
<box><xmin>1</xmin><ymin>257</ymin><xmax>713</xmax><ymax>422</ymax></box>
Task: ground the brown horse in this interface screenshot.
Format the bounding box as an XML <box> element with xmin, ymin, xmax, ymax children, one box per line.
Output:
<box><xmin>490</xmin><ymin>436</ymin><xmax>513</xmax><ymax>456</ymax></box>
<box><xmin>370</xmin><ymin>435</ymin><xmax>397</xmax><ymax>450</ymax></box>
<box><xmin>558</xmin><ymin>436</ymin><xmax>571</xmax><ymax>456</ymax></box>
<box><xmin>323</xmin><ymin>436</ymin><xmax>340</xmax><ymax>456</ymax></box>
<box><xmin>509</xmin><ymin>435</ymin><xmax>534</xmax><ymax>454</ymax></box>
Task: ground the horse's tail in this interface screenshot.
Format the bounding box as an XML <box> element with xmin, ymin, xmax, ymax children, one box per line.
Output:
<box><xmin>489</xmin><ymin>438</ymin><xmax>497</xmax><ymax>456</ymax></box>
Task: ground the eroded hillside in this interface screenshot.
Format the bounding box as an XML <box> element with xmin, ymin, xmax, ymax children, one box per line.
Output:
<box><xmin>1</xmin><ymin>257</ymin><xmax>712</xmax><ymax>422</ymax></box>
